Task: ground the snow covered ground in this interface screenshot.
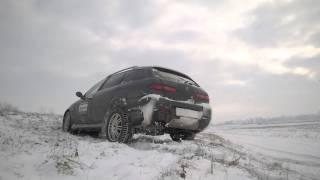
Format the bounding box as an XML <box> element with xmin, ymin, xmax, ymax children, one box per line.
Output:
<box><xmin>0</xmin><ymin>109</ymin><xmax>319</xmax><ymax>180</ymax></box>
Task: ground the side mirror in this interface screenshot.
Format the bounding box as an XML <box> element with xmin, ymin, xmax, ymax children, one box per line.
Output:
<box><xmin>76</xmin><ymin>91</ymin><xmax>85</xmax><ymax>100</ymax></box>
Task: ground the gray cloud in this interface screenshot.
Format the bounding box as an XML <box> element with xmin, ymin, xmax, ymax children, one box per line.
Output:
<box><xmin>108</xmin><ymin>47</ymin><xmax>192</xmax><ymax>71</ymax></box>
<box><xmin>308</xmin><ymin>32</ymin><xmax>320</xmax><ymax>47</ymax></box>
<box><xmin>235</xmin><ymin>0</ymin><xmax>320</xmax><ymax>47</ymax></box>
<box><xmin>286</xmin><ymin>55</ymin><xmax>320</xmax><ymax>77</ymax></box>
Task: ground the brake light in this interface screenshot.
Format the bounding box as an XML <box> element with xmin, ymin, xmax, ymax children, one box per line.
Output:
<box><xmin>195</xmin><ymin>94</ymin><xmax>209</xmax><ymax>102</ymax></box>
<box><xmin>150</xmin><ymin>83</ymin><xmax>176</xmax><ymax>93</ymax></box>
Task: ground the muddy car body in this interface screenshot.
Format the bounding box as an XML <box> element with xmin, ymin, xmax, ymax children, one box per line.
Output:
<box><xmin>63</xmin><ymin>66</ymin><xmax>211</xmax><ymax>143</ymax></box>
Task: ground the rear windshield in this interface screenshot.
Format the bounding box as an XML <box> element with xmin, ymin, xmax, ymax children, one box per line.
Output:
<box><xmin>152</xmin><ymin>68</ymin><xmax>199</xmax><ymax>87</ymax></box>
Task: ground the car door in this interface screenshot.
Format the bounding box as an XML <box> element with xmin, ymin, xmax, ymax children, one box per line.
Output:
<box><xmin>76</xmin><ymin>78</ymin><xmax>106</xmax><ymax>124</ymax></box>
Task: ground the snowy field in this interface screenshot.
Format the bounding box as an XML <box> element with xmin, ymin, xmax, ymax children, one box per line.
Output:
<box><xmin>211</xmin><ymin>116</ymin><xmax>320</xmax><ymax>180</ymax></box>
<box><xmin>0</xmin><ymin>109</ymin><xmax>319</xmax><ymax>180</ymax></box>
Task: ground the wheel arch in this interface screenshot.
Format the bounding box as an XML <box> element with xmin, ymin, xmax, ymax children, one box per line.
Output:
<box><xmin>63</xmin><ymin>109</ymin><xmax>70</xmax><ymax>118</ymax></box>
<box><xmin>102</xmin><ymin>97</ymin><xmax>127</xmax><ymax>123</ymax></box>
<box><xmin>63</xmin><ymin>109</ymin><xmax>73</xmax><ymax>124</ymax></box>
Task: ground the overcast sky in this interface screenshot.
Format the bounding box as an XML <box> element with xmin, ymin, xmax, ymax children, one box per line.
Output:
<box><xmin>1</xmin><ymin>0</ymin><xmax>319</xmax><ymax>122</ymax></box>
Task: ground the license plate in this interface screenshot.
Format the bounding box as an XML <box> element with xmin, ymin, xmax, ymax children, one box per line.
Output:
<box><xmin>176</xmin><ymin>108</ymin><xmax>202</xmax><ymax>119</ymax></box>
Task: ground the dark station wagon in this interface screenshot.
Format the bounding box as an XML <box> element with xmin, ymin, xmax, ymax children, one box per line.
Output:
<box><xmin>63</xmin><ymin>66</ymin><xmax>211</xmax><ymax>143</ymax></box>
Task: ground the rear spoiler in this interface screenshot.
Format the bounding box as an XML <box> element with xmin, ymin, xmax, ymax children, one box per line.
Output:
<box><xmin>152</xmin><ymin>66</ymin><xmax>200</xmax><ymax>87</ymax></box>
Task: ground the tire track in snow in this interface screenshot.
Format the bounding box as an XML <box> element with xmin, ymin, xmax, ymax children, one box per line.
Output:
<box><xmin>229</xmin><ymin>140</ymin><xmax>320</xmax><ymax>167</ymax></box>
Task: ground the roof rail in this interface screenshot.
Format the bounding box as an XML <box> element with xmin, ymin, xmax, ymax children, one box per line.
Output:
<box><xmin>112</xmin><ymin>66</ymin><xmax>139</xmax><ymax>75</ymax></box>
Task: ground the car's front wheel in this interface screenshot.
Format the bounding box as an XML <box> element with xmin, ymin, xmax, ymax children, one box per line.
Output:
<box><xmin>105</xmin><ymin>108</ymin><xmax>132</xmax><ymax>143</ymax></box>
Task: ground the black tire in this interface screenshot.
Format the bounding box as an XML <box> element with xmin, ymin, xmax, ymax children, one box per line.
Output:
<box><xmin>105</xmin><ymin>108</ymin><xmax>132</xmax><ymax>143</ymax></box>
<box><xmin>170</xmin><ymin>132</ymin><xmax>196</xmax><ymax>141</ymax></box>
<box><xmin>62</xmin><ymin>111</ymin><xmax>72</xmax><ymax>132</ymax></box>
<box><xmin>170</xmin><ymin>133</ymin><xmax>182</xmax><ymax>142</ymax></box>
<box><xmin>182</xmin><ymin>132</ymin><xmax>196</xmax><ymax>140</ymax></box>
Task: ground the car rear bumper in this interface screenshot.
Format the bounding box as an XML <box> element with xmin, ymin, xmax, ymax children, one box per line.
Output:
<box><xmin>155</xmin><ymin>97</ymin><xmax>211</xmax><ymax>131</ymax></box>
<box><xmin>130</xmin><ymin>94</ymin><xmax>211</xmax><ymax>132</ymax></box>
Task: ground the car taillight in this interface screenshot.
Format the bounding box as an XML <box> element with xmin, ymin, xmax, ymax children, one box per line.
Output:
<box><xmin>150</xmin><ymin>83</ymin><xmax>177</xmax><ymax>93</ymax></box>
<box><xmin>195</xmin><ymin>94</ymin><xmax>209</xmax><ymax>103</ymax></box>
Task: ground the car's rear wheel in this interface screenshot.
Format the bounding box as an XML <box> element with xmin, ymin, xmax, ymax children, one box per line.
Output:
<box><xmin>62</xmin><ymin>111</ymin><xmax>71</xmax><ymax>132</ymax></box>
<box><xmin>170</xmin><ymin>133</ymin><xmax>182</xmax><ymax>142</ymax></box>
<box><xmin>105</xmin><ymin>109</ymin><xmax>132</xmax><ymax>143</ymax></box>
<box><xmin>182</xmin><ymin>132</ymin><xmax>196</xmax><ymax>140</ymax></box>
<box><xmin>170</xmin><ymin>132</ymin><xmax>196</xmax><ymax>141</ymax></box>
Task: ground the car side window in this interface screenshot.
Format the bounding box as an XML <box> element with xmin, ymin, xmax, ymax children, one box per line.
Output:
<box><xmin>102</xmin><ymin>73</ymin><xmax>125</xmax><ymax>89</ymax></box>
<box><xmin>85</xmin><ymin>78</ymin><xmax>105</xmax><ymax>98</ymax></box>
<box><xmin>123</xmin><ymin>69</ymin><xmax>148</xmax><ymax>82</ymax></box>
